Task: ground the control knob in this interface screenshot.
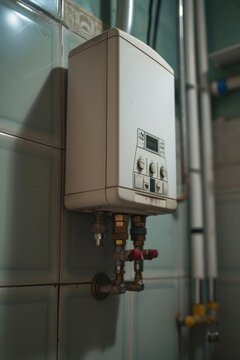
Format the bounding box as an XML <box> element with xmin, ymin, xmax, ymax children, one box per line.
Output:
<box><xmin>137</xmin><ymin>158</ymin><xmax>145</xmax><ymax>171</ymax></box>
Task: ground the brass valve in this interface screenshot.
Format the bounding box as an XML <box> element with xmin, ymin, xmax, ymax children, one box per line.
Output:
<box><xmin>92</xmin><ymin>213</ymin><xmax>159</xmax><ymax>300</ymax></box>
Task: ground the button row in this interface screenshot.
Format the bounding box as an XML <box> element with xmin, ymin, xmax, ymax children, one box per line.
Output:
<box><xmin>134</xmin><ymin>174</ymin><xmax>168</xmax><ymax>195</ymax></box>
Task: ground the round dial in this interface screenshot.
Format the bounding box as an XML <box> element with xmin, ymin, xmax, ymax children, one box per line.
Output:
<box><xmin>137</xmin><ymin>158</ymin><xmax>145</xmax><ymax>171</ymax></box>
<box><xmin>160</xmin><ymin>166</ymin><xmax>166</xmax><ymax>179</ymax></box>
<box><xmin>149</xmin><ymin>162</ymin><xmax>156</xmax><ymax>175</ymax></box>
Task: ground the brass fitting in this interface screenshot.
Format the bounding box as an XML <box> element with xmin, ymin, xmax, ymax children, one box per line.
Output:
<box><xmin>130</xmin><ymin>215</ymin><xmax>147</xmax><ymax>292</ymax></box>
<box><xmin>207</xmin><ymin>301</ymin><xmax>219</xmax><ymax>311</ymax></box>
<box><xmin>180</xmin><ymin>302</ymin><xmax>219</xmax><ymax>328</ymax></box>
<box><xmin>112</xmin><ymin>214</ymin><xmax>129</xmax><ymax>286</ymax></box>
<box><xmin>112</xmin><ymin>214</ymin><xmax>129</xmax><ymax>246</ymax></box>
<box><xmin>91</xmin><ymin>211</ymin><xmax>107</xmax><ymax>246</ymax></box>
<box><xmin>92</xmin><ymin>213</ymin><xmax>158</xmax><ymax>299</ymax></box>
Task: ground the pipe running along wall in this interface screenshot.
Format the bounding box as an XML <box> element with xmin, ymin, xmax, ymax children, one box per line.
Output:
<box><xmin>211</xmin><ymin>75</ymin><xmax>240</xmax><ymax>96</ymax></box>
<box><xmin>195</xmin><ymin>0</ymin><xmax>218</xmax><ymax>302</ymax></box>
<box><xmin>116</xmin><ymin>0</ymin><xmax>134</xmax><ymax>33</ymax></box>
<box><xmin>177</xmin><ymin>0</ymin><xmax>189</xmax><ymax>202</ymax></box>
<box><xmin>177</xmin><ymin>1</ymin><xmax>219</xmax><ymax>339</ymax></box>
<box><xmin>184</xmin><ymin>0</ymin><xmax>205</xmax><ymax>304</ymax></box>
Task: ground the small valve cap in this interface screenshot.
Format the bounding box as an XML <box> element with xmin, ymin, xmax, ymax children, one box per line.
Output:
<box><xmin>129</xmin><ymin>249</ymin><xmax>142</xmax><ymax>261</ymax></box>
<box><xmin>148</xmin><ymin>249</ymin><xmax>158</xmax><ymax>260</ymax></box>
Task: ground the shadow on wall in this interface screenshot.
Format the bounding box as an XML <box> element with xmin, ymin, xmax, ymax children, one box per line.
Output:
<box><xmin>56</xmin><ymin>66</ymin><xmax>121</xmax><ymax>359</ymax></box>
<box><xmin>0</xmin><ymin>65</ymin><xmax>120</xmax><ymax>359</ymax></box>
<box><xmin>60</xmin><ymin>286</ymin><xmax>121</xmax><ymax>359</ymax></box>
<box><xmin>60</xmin><ymin>68</ymin><xmax>121</xmax><ymax>359</ymax></box>
<box><xmin>25</xmin><ymin>67</ymin><xmax>65</xmax><ymax>139</ymax></box>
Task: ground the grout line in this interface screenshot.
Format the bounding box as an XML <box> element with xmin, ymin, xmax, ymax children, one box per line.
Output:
<box><xmin>0</xmin><ymin>277</ymin><xmax>190</xmax><ymax>289</ymax></box>
<box><xmin>128</xmin><ymin>292</ymin><xmax>134</xmax><ymax>360</ymax></box>
<box><xmin>56</xmin><ymin>284</ymin><xmax>60</xmax><ymax>360</ymax></box>
<box><xmin>59</xmin><ymin>151</ymin><xmax>65</xmax><ymax>286</ymax></box>
<box><xmin>218</xmin><ymin>274</ymin><xmax>240</xmax><ymax>282</ymax></box>
<box><xmin>143</xmin><ymin>275</ymin><xmax>190</xmax><ymax>281</ymax></box>
<box><xmin>0</xmin><ymin>283</ymin><xmax>60</xmax><ymax>289</ymax></box>
<box><xmin>0</xmin><ymin>282</ymin><xmax>91</xmax><ymax>289</ymax></box>
<box><xmin>17</xmin><ymin>0</ymin><xmax>67</xmax><ymax>27</ymax></box>
<box><xmin>0</xmin><ymin>130</ymin><xmax>64</xmax><ymax>151</ymax></box>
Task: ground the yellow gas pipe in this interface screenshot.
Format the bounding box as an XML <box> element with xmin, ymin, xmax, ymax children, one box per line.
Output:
<box><xmin>182</xmin><ymin>302</ymin><xmax>219</xmax><ymax>328</ymax></box>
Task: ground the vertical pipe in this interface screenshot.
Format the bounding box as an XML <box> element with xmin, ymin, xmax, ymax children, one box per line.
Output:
<box><xmin>184</xmin><ymin>0</ymin><xmax>205</xmax><ymax>303</ymax></box>
<box><xmin>116</xmin><ymin>0</ymin><xmax>134</xmax><ymax>34</ymax></box>
<box><xmin>178</xmin><ymin>0</ymin><xmax>189</xmax><ymax>200</ymax></box>
<box><xmin>195</xmin><ymin>0</ymin><xmax>218</xmax><ymax>302</ymax></box>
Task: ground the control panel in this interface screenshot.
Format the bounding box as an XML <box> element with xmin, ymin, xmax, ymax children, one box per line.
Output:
<box><xmin>133</xmin><ymin>129</ymin><xmax>168</xmax><ymax>197</ymax></box>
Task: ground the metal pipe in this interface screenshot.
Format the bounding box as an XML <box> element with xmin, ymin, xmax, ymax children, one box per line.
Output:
<box><xmin>211</xmin><ymin>75</ymin><xmax>240</xmax><ymax>96</ymax></box>
<box><xmin>91</xmin><ymin>211</ymin><xmax>107</xmax><ymax>246</ymax></box>
<box><xmin>184</xmin><ymin>0</ymin><xmax>205</xmax><ymax>302</ymax></box>
<box><xmin>196</xmin><ymin>0</ymin><xmax>218</xmax><ymax>301</ymax></box>
<box><xmin>112</xmin><ymin>214</ymin><xmax>129</xmax><ymax>288</ymax></box>
<box><xmin>91</xmin><ymin>213</ymin><xmax>159</xmax><ymax>299</ymax></box>
<box><xmin>177</xmin><ymin>0</ymin><xmax>189</xmax><ymax>202</ymax></box>
<box><xmin>194</xmin><ymin>278</ymin><xmax>200</xmax><ymax>305</ymax></box>
<box><xmin>130</xmin><ymin>215</ymin><xmax>147</xmax><ymax>292</ymax></box>
<box><xmin>116</xmin><ymin>0</ymin><xmax>134</xmax><ymax>34</ymax></box>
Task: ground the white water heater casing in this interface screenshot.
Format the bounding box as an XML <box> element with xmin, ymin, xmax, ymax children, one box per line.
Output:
<box><xmin>65</xmin><ymin>28</ymin><xmax>176</xmax><ymax>215</ymax></box>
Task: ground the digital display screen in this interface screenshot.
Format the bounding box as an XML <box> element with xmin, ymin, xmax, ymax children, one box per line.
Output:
<box><xmin>146</xmin><ymin>135</ymin><xmax>158</xmax><ymax>152</ymax></box>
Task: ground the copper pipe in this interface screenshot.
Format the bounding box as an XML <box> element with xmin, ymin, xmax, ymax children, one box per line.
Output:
<box><xmin>112</xmin><ymin>214</ymin><xmax>129</xmax><ymax>288</ymax></box>
<box><xmin>130</xmin><ymin>215</ymin><xmax>147</xmax><ymax>291</ymax></box>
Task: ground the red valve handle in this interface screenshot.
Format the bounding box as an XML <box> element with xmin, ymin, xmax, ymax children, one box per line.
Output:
<box><xmin>142</xmin><ymin>249</ymin><xmax>158</xmax><ymax>260</ymax></box>
<box><xmin>128</xmin><ymin>249</ymin><xmax>142</xmax><ymax>261</ymax></box>
<box><xmin>148</xmin><ymin>249</ymin><xmax>158</xmax><ymax>260</ymax></box>
<box><xmin>123</xmin><ymin>249</ymin><xmax>158</xmax><ymax>261</ymax></box>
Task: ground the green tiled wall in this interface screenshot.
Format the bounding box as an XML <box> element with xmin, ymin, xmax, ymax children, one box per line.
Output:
<box><xmin>207</xmin><ymin>0</ymin><xmax>240</xmax><ymax>358</ymax></box>
<box><xmin>0</xmin><ymin>0</ymin><xmax>189</xmax><ymax>359</ymax></box>
<box><xmin>206</xmin><ymin>0</ymin><xmax>240</xmax><ymax>120</ymax></box>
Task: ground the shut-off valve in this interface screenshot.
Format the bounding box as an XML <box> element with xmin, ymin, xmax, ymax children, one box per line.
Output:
<box><xmin>91</xmin><ymin>213</ymin><xmax>158</xmax><ymax>300</ymax></box>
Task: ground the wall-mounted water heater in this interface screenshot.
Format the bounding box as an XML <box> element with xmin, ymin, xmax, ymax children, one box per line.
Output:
<box><xmin>65</xmin><ymin>28</ymin><xmax>176</xmax><ymax>215</ymax></box>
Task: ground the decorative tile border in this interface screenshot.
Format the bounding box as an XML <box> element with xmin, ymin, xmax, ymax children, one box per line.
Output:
<box><xmin>63</xmin><ymin>0</ymin><xmax>107</xmax><ymax>39</ymax></box>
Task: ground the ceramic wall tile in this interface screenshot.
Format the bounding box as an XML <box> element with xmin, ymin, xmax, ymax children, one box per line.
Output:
<box><xmin>0</xmin><ymin>1</ymin><xmax>62</xmax><ymax>147</ymax></box>
<box><xmin>131</xmin><ymin>279</ymin><xmax>177</xmax><ymax>359</ymax></box>
<box><xmin>24</xmin><ymin>0</ymin><xmax>60</xmax><ymax>17</ymax></box>
<box><xmin>131</xmin><ymin>0</ymin><xmax>149</xmax><ymax>43</ymax></box>
<box><xmin>212</xmin><ymin>277</ymin><xmax>240</xmax><ymax>360</ymax></box>
<box><xmin>215</xmin><ymin>165</ymin><xmax>240</xmax><ymax>189</ymax></box>
<box><xmin>60</xmin><ymin>206</ymin><xmax>133</xmax><ymax>283</ymax></box>
<box><xmin>59</xmin><ymin>284</ymin><xmax>129</xmax><ymax>360</ymax></box>
<box><xmin>144</xmin><ymin>214</ymin><xmax>178</xmax><ymax>277</ymax></box>
<box><xmin>62</xmin><ymin>0</ymin><xmax>105</xmax><ymax>39</ymax></box>
<box><xmin>62</xmin><ymin>0</ymin><xmax>115</xmax><ymax>29</ymax></box>
<box><xmin>62</xmin><ymin>27</ymin><xmax>85</xmax><ymax>68</ymax></box>
<box><xmin>178</xmin><ymin>278</ymin><xmax>191</xmax><ymax>360</ymax></box>
<box><xmin>206</xmin><ymin>0</ymin><xmax>240</xmax><ymax>53</ymax></box>
<box><xmin>155</xmin><ymin>0</ymin><xmax>178</xmax><ymax>75</ymax></box>
<box><xmin>0</xmin><ymin>286</ymin><xmax>57</xmax><ymax>360</ymax></box>
<box><xmin>216</xmin><ymin>191</ymin><xmax>240</xmax><ymax>275</ymax></box>
<box><xmin>61</xmin><ymin>27</ymin><xmax>86</xmax><ymax>147</ymax></box>
<box><xmin>144</xmin><ymin>203</ymin><xmax>189</xmax><ymax>279</ymax></box>
<box><xmin>213</xmin><ymin>118</ymin><xmax>240</xmax><ymax>167</ymax></box>
<box><xmin>132</xmin><ymin>279</ymin><xmax>178</xmax><ymax>360</ymax></box>
<box><xmin>176</xmin><ymin>202</ymin><xmax>190</xmax><ymax>277</ymax></box>
<box><xmin>0</xmin><ymin>133</ymin><xmax>60</xmax><ymax>285</ymax></box>
<box><xmin>213</xmin><ymin>118</ymin><xmax>240</xmax><ymax>190</ymax></box>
